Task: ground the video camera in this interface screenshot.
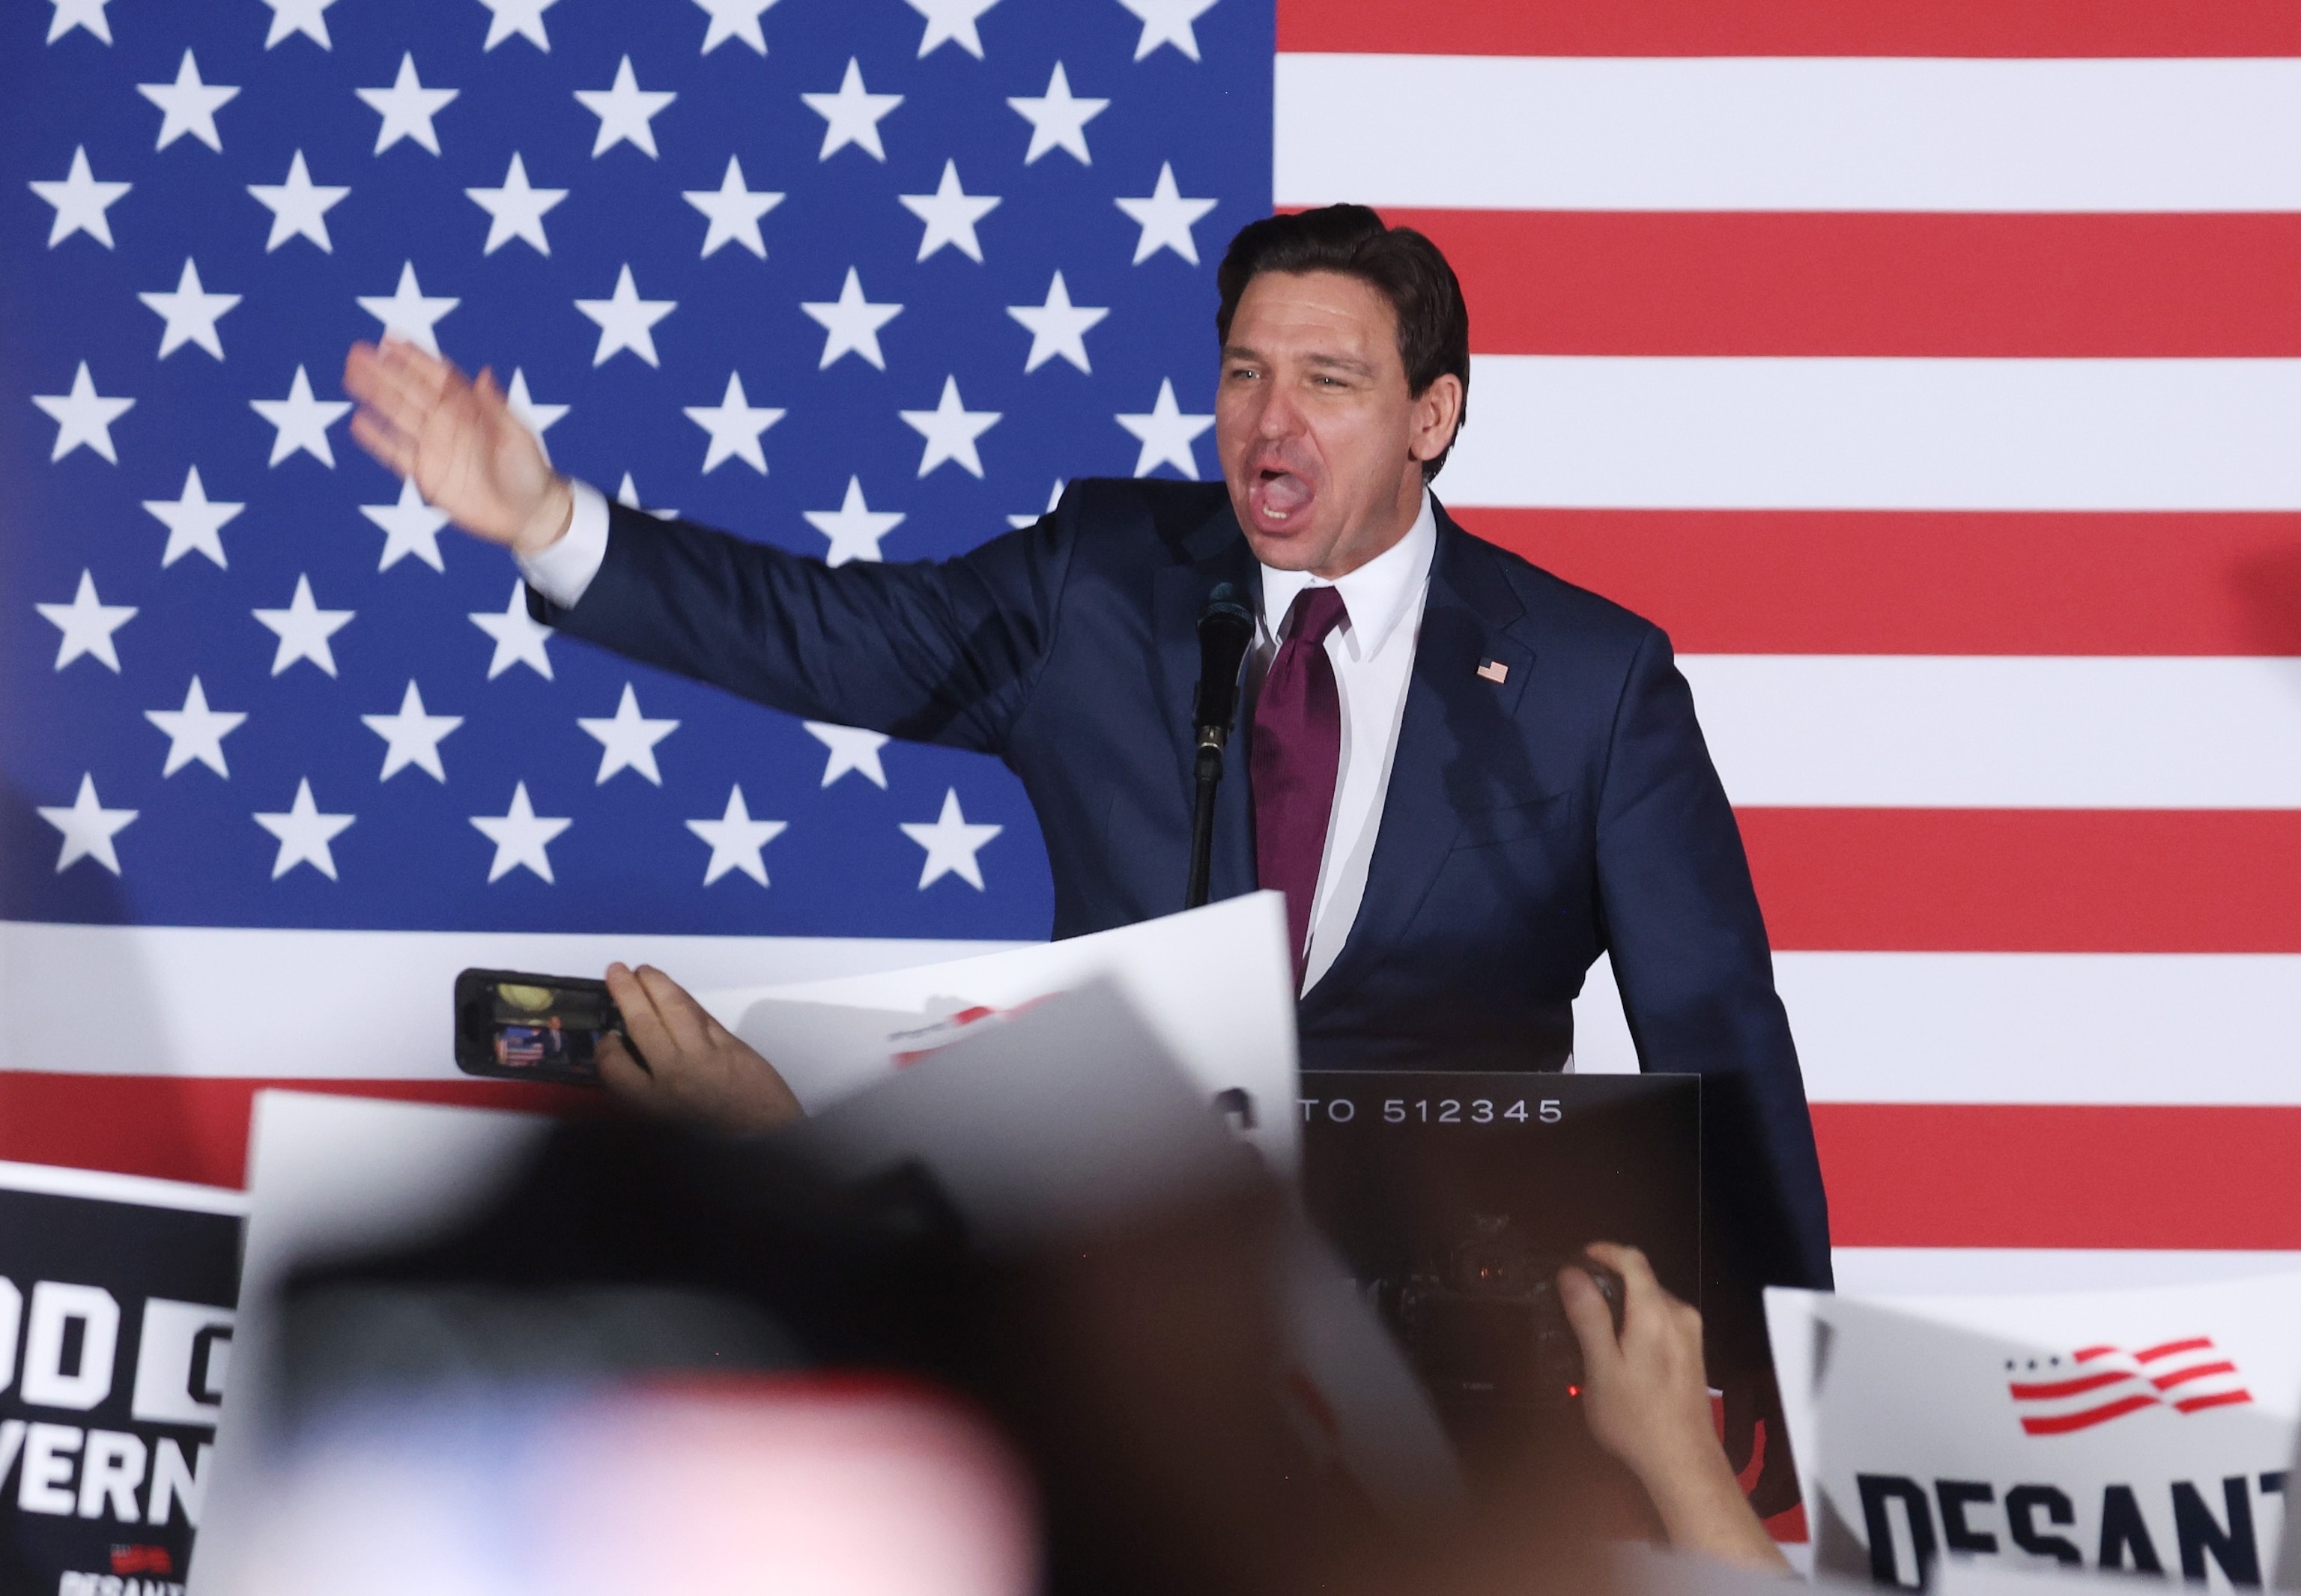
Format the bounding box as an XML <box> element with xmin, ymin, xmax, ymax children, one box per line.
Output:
<box><xmin>1383</xmin><ymin>1214</ymin><xmax>1625</xmax><ymax>1410</ymax></box>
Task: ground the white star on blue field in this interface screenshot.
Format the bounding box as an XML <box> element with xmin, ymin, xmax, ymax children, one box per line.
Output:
<box><xmin>2</xmin><ymin>0</ymin><xmax>1271</xmax><ymax>938</ymax></box>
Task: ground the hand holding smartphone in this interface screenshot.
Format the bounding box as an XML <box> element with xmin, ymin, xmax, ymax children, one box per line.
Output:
<box><xmin>453</xmin><ymin>968</ymin><xmax>644</xmax><ymax>1087</ymax></box>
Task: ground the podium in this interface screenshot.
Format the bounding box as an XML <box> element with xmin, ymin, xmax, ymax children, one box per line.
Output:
<box><xmin>1299</xmin><ymin>1069</ymin><xmax>1703</xmax><ymax>1521</ymax></box>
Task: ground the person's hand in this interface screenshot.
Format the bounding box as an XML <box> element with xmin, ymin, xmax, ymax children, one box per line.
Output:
<box><xmin>342</xmin><ymin>337</ymin><xmax>572</xmax><ymax>555</ymax></box>
<box><xmin>1560</xmin><ymin>1242</ymin><xmax>1788</xmax><ymax>1572</ymax></box>
<box><xmin>596</xmin><ymin>962</ymin><xmax>805</xmax><ymax>1135</ymax></box>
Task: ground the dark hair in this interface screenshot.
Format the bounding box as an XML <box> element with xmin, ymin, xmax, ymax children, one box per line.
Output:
<box><xmin>1214</xmin><ymin>204</ymin><xmax>1470</xmax><ymax>480</ymax></box>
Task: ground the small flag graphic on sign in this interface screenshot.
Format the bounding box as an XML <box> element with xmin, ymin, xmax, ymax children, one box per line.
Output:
<box><xmin>2008</xmin><ymin>1338</ymin><xmax>2252</xmax><ymax>1435</ymax></box>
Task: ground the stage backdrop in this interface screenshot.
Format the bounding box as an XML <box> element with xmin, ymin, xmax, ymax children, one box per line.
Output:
<box><xmin>7</xmin><ymin>0</ymin><xmax>2301</xmax><ymax>1290</ymax></box>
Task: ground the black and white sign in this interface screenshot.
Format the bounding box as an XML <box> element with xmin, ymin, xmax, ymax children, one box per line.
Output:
<box><xmin>1768</xmin><ymin>1271</ymin><xmax>2301</xmax><ymax>1589</ymax></box>
<box><xmin>0</xmin><ymin>1162</ymin><xmax>243</xmax><ymax>1596</ymax></box>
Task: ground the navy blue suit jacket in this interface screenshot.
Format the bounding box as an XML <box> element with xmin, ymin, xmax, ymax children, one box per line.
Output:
<box><xmin>533</xmin><ymin>478</ymin><xmax>1833</xmax><ymax>1294</ymax></box>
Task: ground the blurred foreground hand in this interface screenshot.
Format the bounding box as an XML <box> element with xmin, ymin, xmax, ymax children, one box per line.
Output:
<box><xmin>598</xmin><ymin>962</ymin><xmax>804</xmax><ymax>1135</ymax></box>
<box><xmin>1561</xmin><ymin>1242</ymin><xmax>1789</xmax><ymax>1574</ymax></box>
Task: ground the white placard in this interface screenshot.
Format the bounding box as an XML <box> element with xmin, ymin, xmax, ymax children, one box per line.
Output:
<box><xmin>1768</xmin><ymin>1273</ymin><xmax>2301</xmax><ymax>1589</ymax></box>
<box><xmin>192</xmin><ymin>1093</ymin><xmax>554</xmax><ymax>1596</ymax></box>
<box><xmin>703</xmin><ymin>892</ymin><xmax>1300</xmax><ymax>1169</ymax></box>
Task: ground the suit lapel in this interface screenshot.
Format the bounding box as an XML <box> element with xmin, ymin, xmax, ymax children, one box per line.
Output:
<box><xmin>1151</xmin><ymin>503</ymin><xmax>1263</xmax><ymax>907</ymax></box>
<box><xmin>1303</xmin><ymin>509</ymin><xmax>1534</xmax><ymax>1013</ymax></box>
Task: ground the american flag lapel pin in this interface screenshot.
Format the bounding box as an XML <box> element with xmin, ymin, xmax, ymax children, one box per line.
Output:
<box><xmin>1476</xmin><ymin>658</ymin><xmax>1509</xmax><ymax>685</ymax></box>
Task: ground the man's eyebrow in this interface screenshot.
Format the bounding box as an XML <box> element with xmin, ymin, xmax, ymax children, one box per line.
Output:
<box><xmin>1219</xmin><ymin>345</ymin><xmax>1376</xmax><ymax>375</ymax></box>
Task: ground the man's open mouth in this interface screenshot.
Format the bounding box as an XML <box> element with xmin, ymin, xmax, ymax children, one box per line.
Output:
<box><xmin>1249</xmin><ymin>467</ymin><xmax>1313</xmax><ymax>524</ymax></box>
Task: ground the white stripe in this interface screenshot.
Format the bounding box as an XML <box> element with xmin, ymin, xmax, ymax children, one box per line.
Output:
<box><xmin>1834</xmin><ymin>1248</ymin><xmax>2301</xmax><ymax>1296</ymax></box>
<box><xmin>26</xmin><ymin>926</ymin><xmax>2295</xmax><ymax>1105</ymax></box>
<box><xmin>1679</xmin><ymin>655</ymin><xmax>2301</xmax><ymax>809</ymax></box>
<box><xmin>1276</xmin><ymin>54</ymin><xmax>2301</xmax><ymax>213</ymax></box>
<box><xmin>1439</xmin><ymin>356</ymin><xmax>2301</xmax><ymax>512</ymax></box>
<box><xmin>15</xmin><ymin>923</ymin><xmax>2294</xmax><ymax>1103</ymax></box>
<box><xmin>0</xmin><ymin>922</ymin><xmax>1016</xmax><ymax>1079</ymax></box>
<box><xmin>0</xmin><ymin>1157</ymin><xmax>247</xmax><ymax>1214</ymax></box>
<box><xmin>1574</xmin><ymin>949</ymin><xmax>2301</xmax><ymax>1105</ymax></box>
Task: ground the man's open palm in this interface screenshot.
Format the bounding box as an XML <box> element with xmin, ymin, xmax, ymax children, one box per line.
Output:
<box><xmin>343</xmin><ymin>337</ymin><xmax>569</xmax><ymax>553</ymax></box>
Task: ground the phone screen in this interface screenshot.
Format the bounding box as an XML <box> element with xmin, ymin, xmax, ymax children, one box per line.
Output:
<box><xmin>454</xmin><ymin>968</ymin><xmax>622</xmax><ymax>1086</ymax></box>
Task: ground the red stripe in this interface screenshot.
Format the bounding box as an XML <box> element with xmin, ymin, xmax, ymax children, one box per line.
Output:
<box><xmin>1817</xmin><ymin>1105</ymin><xmax>2301</xmax><ymax>1249</ymax></box>
<box><xmin>2152</xmin><ymin>1362</ymin><xmax>2239</xmax><ymax>1390</ymax></box>
<box><xmin>2135</xmin><ymin>1337</ymin><xmax>2218</xmax><ymax>1363</ymax></box>
<box><xmin>2019</xmin><ymin>1394</ymin><xmax>2162</xmax><ymax>1436</ymax></box>
<box><xmin>2074</xmin><ymin>1347</ymin><xmax>2120</xmax><ymax>1363</ymax></box>
<box><xmin>1739</xmin><ymin>810</ymin><xmax>2301</xmax><ymax>955</ymax></box>
<box><xmin>1278</xmin><ymin>0</ymin><xmax>2301</xmax><ymax>57</ymax></box>
<box><xmin>1450</xmin><ymin>508</ymin><xmax>2301</xmax><ymax>658</ymax></box>
<box><xmin>0</xmin><ymin>1072</ymin><xmax>607</xmax><ymax>1192</ymax></box>
<box><xmin>1394</xmin><ymin>211</ymin><xmax>2301</xmax><ymax>360</ymax></box>
<box><xmin>2174</xmin><ymin>1389</ymin><xmax>2255</xmax><ymax>1413</ymax></box>
<box><xmin>2007</xmin><ymin>1371</ymin><xmax>2135</xmax><ymax>1401</ymax></box>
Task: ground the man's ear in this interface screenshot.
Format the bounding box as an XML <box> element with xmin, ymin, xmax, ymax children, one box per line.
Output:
<box><xmin>1407</xmin><ymin>372</ymin><xmax>1465</xmax><ymax>464</ymax></box>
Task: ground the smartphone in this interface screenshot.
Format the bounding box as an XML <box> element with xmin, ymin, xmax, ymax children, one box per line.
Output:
<box><xmin>453</xmin><ymin>968</ymin><xmax>638</xmax><ymax>1086</ymax></box>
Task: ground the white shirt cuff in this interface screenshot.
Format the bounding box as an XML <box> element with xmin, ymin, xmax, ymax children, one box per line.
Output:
<box><xmin>516</xmin><ymin>478</ymin><xmax>610</xmax><ymax>609</ymax></box>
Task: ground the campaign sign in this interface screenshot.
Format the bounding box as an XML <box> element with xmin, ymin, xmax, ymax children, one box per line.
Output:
<box><xmin>1768</xmin><ymin>1272</ymin><xmax>2301</xmax><ymax>1590</ymax></box>
<box><xmin>0</xmin><ymin>1163</ymin><xmax>243</xmax><ymax>1596</ymax></box>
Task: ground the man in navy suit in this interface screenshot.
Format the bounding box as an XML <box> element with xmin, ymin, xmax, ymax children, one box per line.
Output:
<box><xmin>345</xmin><ymin>205</ymin><xmax>1831</xmax><ymax>1371</ymax></box>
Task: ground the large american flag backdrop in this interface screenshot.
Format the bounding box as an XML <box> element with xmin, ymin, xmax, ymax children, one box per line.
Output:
<box><xmin>7</xmin><ymin>0</ymin><xmax>2301</xmax><ymax>1296</ymax></box>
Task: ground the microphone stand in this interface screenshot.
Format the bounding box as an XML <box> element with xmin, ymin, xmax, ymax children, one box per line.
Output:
<box><xmin>1186</xmin><ymin>583</ymin><xmax>1255</xmax><ymax>911</ymax></box>
<box><xmin>1186</xmin><ymin>729</ymin><xmax>1225</xmax><ymax>910</ymax></box>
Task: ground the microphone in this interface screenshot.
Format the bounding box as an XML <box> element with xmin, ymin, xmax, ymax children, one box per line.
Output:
<box><xmin>1185</xmin><ymin>583</ymin><xmax>1255</xmax><ymax>911</ymax></box>
<box><xmin>1192</xmin><ymin>582</ymin><xmax>1255</xmax><ymax>753</ymax></box>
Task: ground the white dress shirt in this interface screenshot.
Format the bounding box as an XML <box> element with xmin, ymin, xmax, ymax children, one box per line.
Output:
<box><xmin>518</xmin><ymin>477</ymin><xmax>615</xmax><ymax>608</ymax></box>
<box><xmin>1255</xmin><ymin>491</ymin><xmax>1436</xmax><ymax>994</ymax></box>
<box><xmin>520</xmin><ymin>479</ymin><xmax>1440</xmax><ymax>996</ymax></box>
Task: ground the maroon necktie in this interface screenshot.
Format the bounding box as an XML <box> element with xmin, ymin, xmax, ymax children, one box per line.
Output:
<box><xmin>1252</xmin><ymin>586</ymin><xmax>1350</xmax><ymax>984</ymax></box>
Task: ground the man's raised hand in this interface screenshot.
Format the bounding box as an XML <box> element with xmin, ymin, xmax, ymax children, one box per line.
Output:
<box><xmin>343</xmin><ymin>337</ymin><xmax>572</xmax><ymax>555</ymax></box>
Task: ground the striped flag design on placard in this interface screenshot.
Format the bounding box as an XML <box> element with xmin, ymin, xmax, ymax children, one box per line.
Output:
<box><xmin>2010</xmin><ymin>1338</ymin><xmax>2252</xmax><ymax>1434</ymax></box>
